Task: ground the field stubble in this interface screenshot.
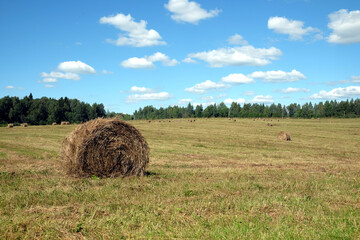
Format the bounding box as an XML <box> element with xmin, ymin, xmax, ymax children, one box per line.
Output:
<box><xmin>0</xmin><ymin>118</ymin><xmax>359</xmax><ymax>239</ymax></box>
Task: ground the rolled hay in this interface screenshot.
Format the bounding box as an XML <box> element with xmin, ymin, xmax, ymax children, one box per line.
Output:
<box><xmin>61</xmin><ymin>118</ymin><xmax>149</xmax><ymax>178</ymax></box>
<box><xmin>52</xmin><ymin>122</ymin><xmax>57</xmax><ymax>125</ymax></box>
<box><xmin>7</xmin><ymin>123</ymin><xmax>14</xmax><ymax>128</ymax></box>
<box><xmin>21</xmin><ymin>123</ymin><xmax>28</xmax><ymax>127</ymax></box>
<box><xmin>278</xmin><ymin>131</ymin><xmax>291</xmax><ymax>141</ymax></box>
<box><xmin>61</xmin><ymin>121</ymin><xmax>70</xmax><ymax>125</ymax></box>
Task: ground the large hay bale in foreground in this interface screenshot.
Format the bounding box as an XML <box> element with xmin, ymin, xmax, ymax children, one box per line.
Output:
<box><xmin>278</xmin><ymin>131</ymin><xmax>291</xmax><ymax>141</ymax></box>
<box><xmin>61</xmin><ymin>118</ymin><xmax>150</xmax><ymax>178</ymax></box>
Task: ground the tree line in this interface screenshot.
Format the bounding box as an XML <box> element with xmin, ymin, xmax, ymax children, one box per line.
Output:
<box><xmin>133</xmin><ymin>99</ymin><xmax>360</xmax><ymax>120</ymax></box>
<box><xmin>0</xmin><ymin>94</ymin><xmax>107</xmax><ymax>125</ymax></box>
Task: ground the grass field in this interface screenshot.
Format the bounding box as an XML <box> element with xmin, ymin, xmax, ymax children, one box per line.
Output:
<box><xmin>0</xmin><ymin>118</ymin><xmax>359</xmax><ymax>239</ymax></box>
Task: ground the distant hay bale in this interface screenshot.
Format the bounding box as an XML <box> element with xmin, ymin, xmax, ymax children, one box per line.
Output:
<box><xmin>7</xmin><ymin>123</ymin><xmax>14</xmax><ymax>128</ymax></box>
<box><xmin>61</xmin><ymin>118</ymin><xmax>150</xmax><ymax>178</ymax></box>
<box><xmin>21</xmin><ymin>123</ymin><xmax>28</xmax><ymax>127</ymax></box>
<box><xmin>267</xmin><ymin>123</ymin><xmax>273</xmax><ymax>127</ymax></box>
<box><xmin>233</xmin><ymin>119</ymin><xmax>236</xmax><ymax>122</ymax></box>
<box><xmin>61</xmin><ymin>121</ymin><xmax>70</xmax><ymax>125</ymax></box>
<box><xmin>52</xmin><ymin>122</ymin><xmax>57</xmax><ymax>125</ymax></box>
<box><xmin>278</xmin><ymin>131</ymin><xmax>291</xmax><ymax>141</ymax></box>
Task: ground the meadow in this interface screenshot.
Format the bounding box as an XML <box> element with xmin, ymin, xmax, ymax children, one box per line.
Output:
<box><xmin>0</xmin><ymin>118</ymin><xmax>359</xmax><ymax>239</ymax></box>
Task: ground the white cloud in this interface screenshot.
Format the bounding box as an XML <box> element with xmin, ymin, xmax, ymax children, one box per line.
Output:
<box><xmin>58</xmin><ymin>61</ymin><xmax>96</xmax><ymax>74</ymax></box>
<box><xmin>99</xmin><ymin>13</ymin><xmax>166</xmax><ymax>47</ymax></box>
<box><xmin>185</xmin><ymin>80</ymin><xmax>229</xmax><ymax>94</ymax></box>
<box><xmin>147</xmin><ymin>52</ymin><xmax>179</xmax><ymax>66</ymax></box>
<box><xmin>221</xmin><ymin>73</ymin><xmax>254</xmax><ymax>84</ymax></box>
<box><xmin>44</xmin><ymin>84</ymin><xmax>55</xmax><ymax>88</ymax></box>
<box><xmin>126</xmin><ymin>92</ymin><xmax>172</xmax><ymax>103</ymax></box>
<box><xmin>165</xmin><ymin>0</ymin><xmax>220</xmax><ymax>24</ymax></box>
<box><xmin>5</xmin><ymin>86</ymin><xmax>24</xmax><ymax>90</ymax></box>
<box><xmin>186</xmin><ymin>46</ymin><xmax>282</xmax><ymax>67</ymax></box>
<box><xmin>40</xmin><ymin>78</ymin><xmax>58</xmax><ymax>83</ymax></box>
<box><xmin>351</xmin><ymin>76</ymin><xmax>360</xmax><ymax>83</ymax></box>
<box><xmin>224</xmin><ymin>98</ymin><xmax>246</xmax><ymax>105</ymax></box>
<box><xmin>244</xmin><ymin>91</ymin><xmax>255</xmax><ymax>96</ymax></box>
<box><xmin>121</xmin><ymin>57</ymin><xmax>155</xmax><ymax>69</ymax></box>
<box><xmin>121</xmin><ymin>52</ymin><xmax>178</xmax><ymax>69</ymax></box>
<box><xmin>41</xmin><ymin>71</ymin><xmax>81</xmax><ymax>81</ymax></box>
<box><xmin>130</xmin><ymin>86</ymin><xmax>156</xmax><ymax>93</ymax></box>
<box><xmin>227</xmin><ymin>34</ymin><xmax>248</xmax><ymax>45</ymax></box>
<box><xmin>182</xmin><ymin>57</ymin><xmax>197</xmax><ymax>63</ymax></box>
<box><xmin>249</xmin><ymin>95</ymin><xmax>274</xmax><ymax>104</ymax></box>
<box><xmin>201</xmin><ymin>96</ymin><xmax>214</xmax><ymax>102</ymax></box>
<box><xmin>328</xmin><ymin>9</ymin><xmax>360</xmax><ymax>44</ymax></box>
<box><xmin>310</xmin><ymin>86</ymin><xmax>360</xmax><ymax>100</ymax></box>
<box><xmin>178</xmin><ymin>98</ymin><xmax>193</xmax><ymax>105</ymax></box>
<box><xmin>249</xmin><ymin>69</ymin><xmax>306</xmax><ymax>83</ymax></box>
<box><xmin>268</xmin><ymin>16</ymin><xmax>320</xmax><ymax>40</ymax></box>
<box><xmin>102</xmin><ymin>70</ymin><xmax>113</xmax><ymax>74</ymax></box>
<box><xmin>281</xmin><ymin>87</ymin><xmax>310</xmax><ymax>93</ymax></box>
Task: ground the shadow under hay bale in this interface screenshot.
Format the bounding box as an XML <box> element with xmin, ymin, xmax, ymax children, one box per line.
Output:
<box><xmin>61</xmin><ymin>118</ymin><xmax>150</xmax><ymax>178</ymax></box>
<box><xmin>278</xmin><ymin>131</ymin><xmax>291</xmax><ymax>141</ymax></box>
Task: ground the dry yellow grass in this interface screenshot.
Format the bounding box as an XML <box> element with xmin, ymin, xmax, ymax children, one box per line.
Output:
<box><xmin>0</xmin><ymin>118</ymin><xmax>359</xmax><ymax>239</ymax></box>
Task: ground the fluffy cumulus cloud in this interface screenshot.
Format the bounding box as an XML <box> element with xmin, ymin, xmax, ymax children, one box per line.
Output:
<box><xmin>126</xmin><ymin>92</ymin><xmax>172</xmax><ymax>103</ymax></box>
<box><xmin>268</xmin><ymin>16</ymin><xmax>320</xmax><ymax>40</ymax></box>
<box><xmin>41</xmin><ymin>71</ymin><xmax>80</xmax><ymax>80</ymax></box>
<box><xmin>58</xmin><ymin>61</ymin><xmax>96</xmax><ymax>74</ymax></box>
<box><xmin>186</xmin><ymin>46</ymin><xmax>282</xmax><ymax>67</ymax></box>
<box><xmin>39</xmin><ymin>61</ymin><xmax>96</xmax><ymax>87</ymax></box>
<box><xmin>39</xmin><ymin>78</ymin><xmax>58</xmax><ymax>83</ymax></box>
<box><xmin>249</xmin><ymin>95</ymin><xmax>274</xmax><ymax>104</ymax></box>
<box><xmin>182</xmin><ymin>57</ymin><xmax>197</xmax><ymax>63</ymax></box>
<box><xmin>178</xmin><ymin>98</ymin><xmax>193</xmax><ymax>105</ymax></box>
<box><xmin>249</xmin><ymin>69</ymin><xmax>306</xmax><ymax>83</ymax></box>
<box><xmin>221</xmin><ymin>73</ymin><xmax>254</xmax><ymax>84</ymax></box>
<box><xmin>121</xmin><ymin>57</ymin><xmax>155</xmax><ymax>69</ymax></box>
<box><xmin>165</xmin><ymin>0</ymin><xmax>220</xmax><ymax>24</ymax></box>
<box><xmin>281</xmin><ymin>87</ymin><xmax>310</xmax><ymax>93</ymax></box>
<box><xmin>328</xmin><ymin>9</ymin><xmax>360</xmax><ymax>44</ymax></box>
<box><xmin>130</xmin><ymin>86</ymin><xmax>156</xmax><ymax>93</ymax></box>
<box><xmin>99</xmin><ymin>13</ymin><xmax>165</xmax><ymax>47</ymax></box>
<box><xmin>185</xmin><ymin>80</ymin><xmax>229</xmax><ymax>94</ymax></box>
<box><xmin>227</xmin><ymin>34</ymin><xmax>248</xmax><ymax>45</ymax></box>
<box><xmin>310</xmin><ymin>86</ymin><xmax>360</xmax><ymax>100</ymax></box>
<box><xmin>351</xmin><ymin>76</ymin><xmax>360</xmax><ymax>83</ymax></box>
<box><xmin>224</xmin><ymin>98</ymin><xmax>246</xmax><ymax>105</ymax></box>
<box><xmin>121</xmin><ymin>52</ymin><xmax>178</xmax><ymax>69</ymax></box>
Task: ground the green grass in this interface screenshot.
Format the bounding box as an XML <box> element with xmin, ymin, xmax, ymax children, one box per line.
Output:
<box><xmin>0</xmin><ymin>118</ymin><xmax>359</xmax><ymax>239</ymax></box>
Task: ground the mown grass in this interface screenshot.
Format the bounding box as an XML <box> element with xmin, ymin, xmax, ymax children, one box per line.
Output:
<box><xmin>0</xmin><ymin>118</ymin><xmax>359</xmax><ymax>239</ymax></box>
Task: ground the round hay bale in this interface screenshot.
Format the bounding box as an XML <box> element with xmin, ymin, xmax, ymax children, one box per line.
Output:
<box><xmin>61</xmin><ymin>118</ymin><xmax>150</xmax><ymax>178</ymax></box>
<box><xmin>7</xmin><ymin>123</ymin><xmax>14</xmax><ymax>128</ymax></box>
<box><xmin>278</xmin><ymin>131</ymin><xmax>291</xmax><ymax>141</ymax></box>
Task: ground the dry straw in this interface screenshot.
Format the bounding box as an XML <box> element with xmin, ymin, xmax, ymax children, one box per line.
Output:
<box><xmin>278</xmin><ymin>131</ymin><xmax>291</xmax><ymax>141</ymax></box>
<box><xmin>61</xmin><ymin>118</ymin><xmax>150</xmax><ymax>178</ymax></box>
<box><xmin>7</xmin><ymin>123</ymin><xmax>14</xmax><ymax>128</ymax></box>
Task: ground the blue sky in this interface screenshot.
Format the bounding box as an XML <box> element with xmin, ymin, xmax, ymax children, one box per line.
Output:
<box><xmin>1</xmin><ymin>0</ymin><xmax>360</xmax><ymax>114</ymax></box>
